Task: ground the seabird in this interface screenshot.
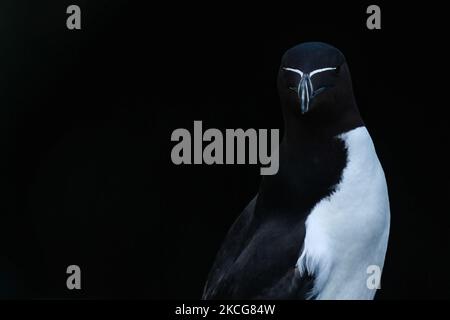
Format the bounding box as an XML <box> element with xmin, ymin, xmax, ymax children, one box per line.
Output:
<box><xmin>203</xmin><ymin>42</ymin><xmax>390</xmax><ymax>300</ymax></box>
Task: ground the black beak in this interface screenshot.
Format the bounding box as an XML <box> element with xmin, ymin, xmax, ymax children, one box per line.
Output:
<box><xmin>285</xmin><ymin>66</ymin><xmax>336</xmax><ymax>114</ymax></box>
<box><xmin>298</xmin><ymin>73</ymin><xmax>313</xmax><ymax>114</ymax></box>
<box><xmin>293</xmin><ymin>78</ymin><xmax>330</xmax><ymax>114</ymax></box>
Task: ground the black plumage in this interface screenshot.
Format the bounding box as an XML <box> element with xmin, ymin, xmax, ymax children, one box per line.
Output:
<box><xmin>203</xmin><ymin>42</ymin><xmax>364</xmax><ymax>299</ymax></box>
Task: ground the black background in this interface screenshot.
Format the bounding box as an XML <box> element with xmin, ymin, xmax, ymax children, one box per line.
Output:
<box><xmin>0</xmin><ymin>1</ymin><xmax>448</xmax><ymax>299</ymax></box>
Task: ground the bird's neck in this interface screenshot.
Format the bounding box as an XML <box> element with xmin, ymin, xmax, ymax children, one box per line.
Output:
<box><xmin>254</xmin><ymin>104</ymin><xmax>361</xmax><ymax>218</ymax></box>
<box><xmin>282</xmin><ymin>102</ymin><xmax>363</xmax><ymax>145</ymax></box>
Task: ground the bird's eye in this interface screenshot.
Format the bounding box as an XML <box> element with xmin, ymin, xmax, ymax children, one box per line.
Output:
<box><xmin>283</xmin><ymin>69</ymin><xmax>301</xmax><ymax>88</ymax></box>
<box><xmin>335</xmin><ymin>65</ymin><xmax>341</xmax><ymax>75</ymax></box>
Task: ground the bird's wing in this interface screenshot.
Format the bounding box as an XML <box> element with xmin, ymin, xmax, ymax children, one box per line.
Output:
<box><xmin>202</xmin><ymin>196</ymin><xmax>258</xmax><ymax>299</ymax></box>
<box><xmin>203</xmin><ymin>195</ymin><xmax>315</xmax><ymax>299</ymax></box>
<box><xmin>255</xmin><ymin>266</ymin><xmax>315</xmax><ymax>299</ymax></box>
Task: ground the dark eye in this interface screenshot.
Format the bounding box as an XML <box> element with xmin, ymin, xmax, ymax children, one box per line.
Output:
<box><xmin>335</xmin><ymin>65</ymin><xmax>341</xmax><ymax>75</ymax></box>
<box><xmin>283</xmin><ymin>71</ymin><xmax>300</xmax><ymax>88</ymax></box>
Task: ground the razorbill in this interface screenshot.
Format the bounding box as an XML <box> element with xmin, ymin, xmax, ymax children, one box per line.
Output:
<box><xmin>202</xmin><ymin>42</ymin><xmax>390</xmax><ymax>300</ymax></box>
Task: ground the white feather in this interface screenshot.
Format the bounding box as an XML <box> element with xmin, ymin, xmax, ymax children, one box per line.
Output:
<box><xmin>309</xmin><ymin>67</ymin><xmax>336</xmax><ymax>77</ymax></box>
<box><xmin>296</xmin><ymin>126</ymin><xmax>390</xmax><ymax>300</ymax></box>
<box><xmin>283</xmin><ymin>66</ymin><xmax>336</xmax><ymax>77</ymax></box>
<box><xmin>283</xmin><ymin>67</ymin><xmax>303</xmax><ymax>76</ymax></box>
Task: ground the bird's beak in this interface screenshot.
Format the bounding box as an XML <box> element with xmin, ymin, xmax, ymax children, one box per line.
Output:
<box><xmin>284</xmin><ymin>66</ymin><xmax>337</xmax><ymax>114</ymax></box>
<box><xmin>298</xmin><ymin>74</ymin><xmax>313</xmax><ymax>114</ymax></box>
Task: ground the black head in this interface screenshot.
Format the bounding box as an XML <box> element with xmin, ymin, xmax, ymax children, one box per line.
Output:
<box><xmin>277</xmin><ymin>42</ymin><xmax>361</xmax><ymax>136</ymax></box>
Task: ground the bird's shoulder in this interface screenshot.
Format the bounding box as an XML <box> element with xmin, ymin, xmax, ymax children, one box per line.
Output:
<box><xmin>203</xmin><ymin>196</ymin><xmax>312</xmax><ymax>299</ymax></box>
<box><xmin>203</xmin><ymin>196</ymin><xmax>258</xmax><ymax>299</ymax></box>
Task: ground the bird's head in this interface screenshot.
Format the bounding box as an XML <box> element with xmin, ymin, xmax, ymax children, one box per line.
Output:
<box><xmin>278</xmin><ymin>42</ymin><xmax>355</xmax><ymax>118</ymax></box>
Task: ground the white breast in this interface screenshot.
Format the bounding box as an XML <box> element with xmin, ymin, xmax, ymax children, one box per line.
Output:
<box><xmin>296</xmin><ymin>126</ymin><xmax>390</xmax><ymax>300</ymax></box>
